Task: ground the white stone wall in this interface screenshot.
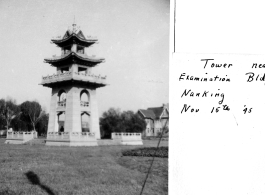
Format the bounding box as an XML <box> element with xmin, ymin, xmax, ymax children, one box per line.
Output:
<box><xmin>46</xmin><ymin>132</ymin><xmax>98</xmax><ymax>146</ymax></box>
<box><xmin>111</xmin><ymin>132</ymin><xmax>143</xmax><ymax>145</ymax></box>
<box><xmin>5</xmin><ymin>132</ymin><xmax>35</xmax><ymax>144</ymax></box>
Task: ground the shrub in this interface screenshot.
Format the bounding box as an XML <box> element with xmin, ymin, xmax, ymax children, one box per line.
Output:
<box><xmin>122</xmin><ymin>147</ymin><xmax>168</xmax><ymax>158</ymax></box>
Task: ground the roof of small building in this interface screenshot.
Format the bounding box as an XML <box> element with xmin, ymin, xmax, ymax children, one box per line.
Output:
<box><xmin>139</xmin><ymin>104</ymin><xmax>169</xmax><ymax>120</ymax></box>
<box><xmin>139</xmin><ymin>109</ymin><xmax>156</xmax><ymax>119</ymax></box>
<box><xmin>147</xmin><ymin>107</ymin><xmax>164</xmax><ymax>118</ymax></box>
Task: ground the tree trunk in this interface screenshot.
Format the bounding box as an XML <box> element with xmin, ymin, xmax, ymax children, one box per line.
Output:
<box><xmin>6</xmin><ymin>120</ymin><xmax>9</xmax><ymax>130</ymax></box>
<box><xmin>32</xmin><ymin>122</ymin><xmax>36</xmax><ymax>131</ymax></box>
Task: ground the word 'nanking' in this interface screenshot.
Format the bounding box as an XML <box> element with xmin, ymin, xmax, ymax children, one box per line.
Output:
<box><xmin>181</xmin><ymin>89</ymin><xmax>225</xmax><ymax>104</ymax></box>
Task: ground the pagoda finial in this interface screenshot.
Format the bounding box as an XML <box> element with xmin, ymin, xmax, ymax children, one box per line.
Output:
<box><xmin>72</xmin><ymin>16</ymin><xmax>78</xmax><ymax>33</ymax></box>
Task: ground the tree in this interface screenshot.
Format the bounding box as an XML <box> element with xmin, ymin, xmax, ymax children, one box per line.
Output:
<box><xmin>119</xmin><ymin>111</ymin><xmax>146</xmax><ymax>133</ymax></box>
<box><xmin>100</xmin><ymin>108</ymin><xmax>146</xmax><ymax>138</ymax></box>
<box><xmin>11</xmin><ymin>115</ymin><xmax>28</xmax><ymax>131</ymax></box>
<box><xmin>100</xmin><ymin>108</ymin><xmax>121</xmax><ymax>138</ymax></box>
<box><xmin>36</xmin><ymin>112</ymin><xmax>49</xmax><ymax>136</ymax></box>
<box><xmin>0</xmin><ymin>98</ymin><xmax>19</xmax><ymax>130</ymax></box>
<box><xmin>0</xmin><ymin>116</ymin><xmax>5</xmax><ymax>130</ymax></box>
<box><xmin>20</xmin><ymin>101</ymin><xmax>44</xmax><ymax>131</ymax></box>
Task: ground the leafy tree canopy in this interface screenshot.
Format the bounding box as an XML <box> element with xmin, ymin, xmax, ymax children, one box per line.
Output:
<box><xmin>36</xmin><ymin>112</ymin><xmax>49</xmax><ymax>135</ymax></box>
<box><xmin>0</xmin><ymin>98</ymin><xmax>48</xmax><ymax>133</ymax></box>
<box><xmin>100</xmin><ymin>108</ymin><xmax>146</xmax><ymax>138</ymax></box>
<box><xmin>0</xmin><ymin>98</ymin><xmax>19</xmax><ymax>130</ymax></box>
<box><xmin>20</xmin><ymin>101</ymin><xmax>43</xmax><ymax>131</ymax></box>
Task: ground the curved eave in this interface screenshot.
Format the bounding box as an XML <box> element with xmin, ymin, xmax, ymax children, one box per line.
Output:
<box><xmin>41</xmin><ymin>79</ymin><xmax>107</xmax><ymax>89</ymax></box>
<box><xmin>52</xmin><ymin>34</ymin><xmax>98</xmax><ymax>47</ymax></box>
<box><xmin>44</xmin><ymin>52</ymin><xmax>105</xmax><ymax>67</ymax></box>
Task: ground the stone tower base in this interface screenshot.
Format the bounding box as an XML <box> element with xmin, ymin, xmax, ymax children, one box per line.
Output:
<box><xmin>45</xmin><ymin>132</ymin><xmax>143</xmax><ymax>147</ymax></box>
<box><xmin>45</xmin><ymin>132</ymin><xmax>98</xmax><ymax>146</ymax></box>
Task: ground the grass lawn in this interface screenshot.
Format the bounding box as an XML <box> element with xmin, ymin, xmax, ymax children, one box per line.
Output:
<box><xmin>0</xmin><ymin>138</ymin><xmax>168</xmax><ymax>195</ymax></box>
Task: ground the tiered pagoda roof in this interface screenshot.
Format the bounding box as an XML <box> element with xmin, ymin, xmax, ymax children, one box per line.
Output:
<box><xmin>44</xmin><ymin>52</ymin><xmax>105</xmax><ymax>67</ymax></box>
<box><xmin>51</xmin><ymin>30</ymin><xmax>98</xmax><ymax>47</ymax></box>
<box><xmin>41</xmin><ymin>23</ymin><xmax>107</xmax><ymax>89</ymax></box>
<box><xmin>44</xmin><ymin>23</ymin><xmax>105</xmax><ymax>67</ymax></box>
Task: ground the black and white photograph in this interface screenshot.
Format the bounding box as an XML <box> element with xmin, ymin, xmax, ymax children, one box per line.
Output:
<box><xmin>0</xmin><ymin>0</ymin><xmax>169</xmax><ymax>195</ymax></box>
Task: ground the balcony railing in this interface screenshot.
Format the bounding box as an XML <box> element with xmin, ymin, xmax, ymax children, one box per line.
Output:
<box><xmin>80</xmin><ymin>101</ymin><xmax>89</xmax><ymax>107</ymax></box>
<box><xmin>58</xmin><ymin>101</ymin><xmax>66</xmax><ymax>107</ymax></box>
<box><xmin>41</xmin><ymin>71</ymin><xmax>107</xmax><ymax>85</ymax></box>
<box><xmin>42</xmin><ymin>71</ymin><xmax>72</xmax><ymax>81</ymax></box>
<box><xmin>58</xmin><ymin>101</ymin><xmax>89</xmax><ymax>107</ymax></box>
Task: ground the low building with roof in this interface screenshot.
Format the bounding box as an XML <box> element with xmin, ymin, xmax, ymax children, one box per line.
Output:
<box><xmin>138</xmin><ymin>104</ymin><xmax>169</xmax><ymax>137</ymax></box>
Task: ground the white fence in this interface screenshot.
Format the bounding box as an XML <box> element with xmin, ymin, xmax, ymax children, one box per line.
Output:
<box><xmin>46</xmin><ymin>132</ymin><xmax>98</xmax><ymax>146</ymax></box>
<box><xmin>5</xmin><ymin>131</ymin><xmax>36</xmax><ymax>144</ymax></box>
<box><xmin>111</xmin><ymin>132</ymin><xmax>143</xmax><ymax>145</ymax></box>
<box><xmin>47</xmin><ymin>132</ymin><xmax>70</xmax><ymax>140</ymax></box>
<box><xmin>47</xmin><ymin>132</ymin><xmax>95</xmax><ymax>140</ymax></box>
<box><xmin>33</xmin><ymin>131</ymin><xmax>38</xmax><ymax>138</ymax></box>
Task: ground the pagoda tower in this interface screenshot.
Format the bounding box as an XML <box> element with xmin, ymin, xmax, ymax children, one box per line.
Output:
<box><xmin>41</xmin><ymin>23</ymin><xmax>107</xmax><ymax>145</ymax></box>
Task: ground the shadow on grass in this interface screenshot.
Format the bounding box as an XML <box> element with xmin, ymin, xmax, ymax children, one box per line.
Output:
<box><xmin>0</xmin><ymin>189</ymin><xmax>20</xmax><ymax>195</ymax></box>
<box><xmin>25</xmin><ymin>171</ymin><xmax>56</xmax><ymax>195</ymax></box>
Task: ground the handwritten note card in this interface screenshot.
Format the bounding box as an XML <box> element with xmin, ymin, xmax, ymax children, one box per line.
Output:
<box><xmin>170</xmin><ymin>53</ymin><xmax>265</xmax><ymax>195</ymax></box>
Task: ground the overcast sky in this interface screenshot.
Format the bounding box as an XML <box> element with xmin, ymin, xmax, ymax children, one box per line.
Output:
<box><xmin>0</xmin><ymin>0</ymin><xmax>169</xmax><ymax>114</ymax></box>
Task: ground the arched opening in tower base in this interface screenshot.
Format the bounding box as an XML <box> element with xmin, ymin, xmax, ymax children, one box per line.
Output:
<box><xmin>80</xmin><ymin>90</ymin><xmax>90</xmax><ymax>107</ymax></box>
<box><xmin>58</xmin><ymin>90</ymin><xmax>67</xmax><ymax>107</ymax></box>
<box><xmin>81</xmin><ymin>112</ymin><xmax>90</xmax><ymax>132</ymax></box>
<box><xmin>57</xmin><ymin>112</ymin><xmax>65</xmax><ymax>132</ymax></box>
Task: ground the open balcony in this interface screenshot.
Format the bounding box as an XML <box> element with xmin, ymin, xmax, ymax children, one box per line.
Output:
<box><xmin>80</xmin><ymin>101</ymin><xmax>89</xmax><ymax>107</ymax></box>
<box><xmin>57</xmin><ymin>100</ymin><xmax>89</xmax><ymax>109</ymax></box>
<box><xmin>41</xmin><ymin>71</ymin><xmax>107</xmax><ymax>87</ymax></box>
<box><xmin>58</xmin><ymin>101</ymin><xmax>66</xmax><ymax>107</ymax></box>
